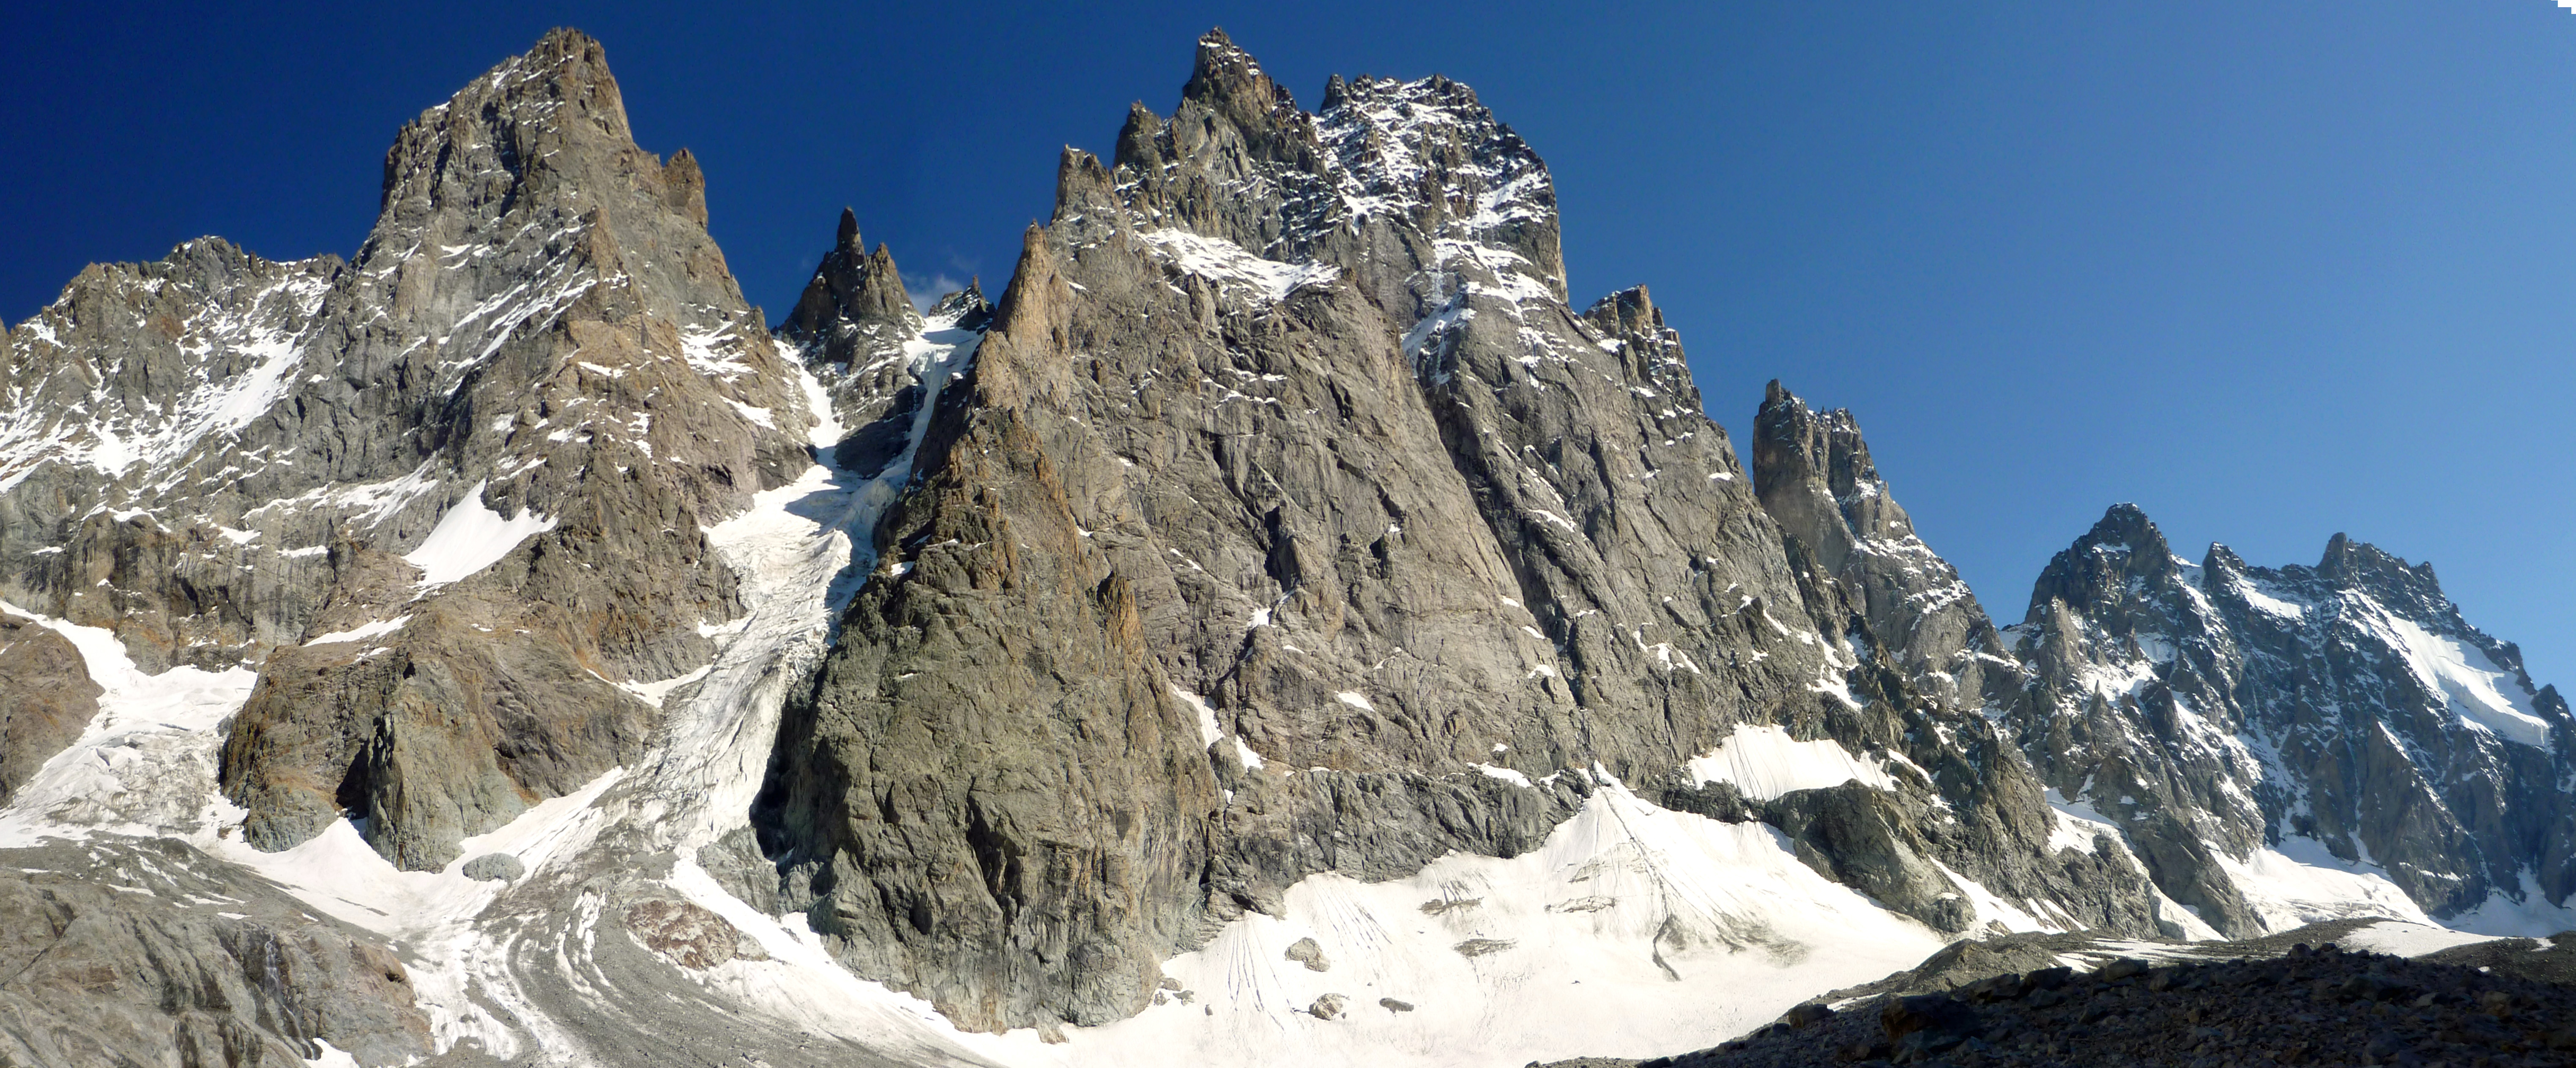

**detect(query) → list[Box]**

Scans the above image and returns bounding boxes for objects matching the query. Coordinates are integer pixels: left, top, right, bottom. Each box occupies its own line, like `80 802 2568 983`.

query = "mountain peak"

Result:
1749 382 2010 707
1184 26 1293 119
1583 284 1660 336
778 210 923 368
2083 502 2171 558
2312 532 2452 621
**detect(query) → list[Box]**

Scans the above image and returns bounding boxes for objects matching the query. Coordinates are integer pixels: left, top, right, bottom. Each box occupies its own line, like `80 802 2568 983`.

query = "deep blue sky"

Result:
7 3 2573 690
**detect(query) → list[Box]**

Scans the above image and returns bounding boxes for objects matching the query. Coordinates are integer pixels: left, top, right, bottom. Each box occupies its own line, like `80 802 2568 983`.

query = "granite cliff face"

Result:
752 30 2179 1037
0 24 2562 1068
1750 381 2017 714
2001 505 2576 936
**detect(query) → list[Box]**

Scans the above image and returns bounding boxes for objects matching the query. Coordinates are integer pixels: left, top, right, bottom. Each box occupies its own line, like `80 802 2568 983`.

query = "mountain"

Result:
0 25 2562 1068
2001 504 2576 937
747 28 2190 1052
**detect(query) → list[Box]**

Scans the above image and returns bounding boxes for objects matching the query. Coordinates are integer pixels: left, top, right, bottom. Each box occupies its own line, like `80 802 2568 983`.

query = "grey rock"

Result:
1751 380 2013 712
461 852 525 882
2000 504 2576 932
0 839 430 1068
0 28 821 872
1309 993 1349 1020
778 206 924 373
753 27 2172 1034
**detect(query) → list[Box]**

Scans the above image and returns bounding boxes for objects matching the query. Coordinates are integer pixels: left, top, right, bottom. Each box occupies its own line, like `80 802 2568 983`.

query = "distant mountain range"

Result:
0 27 2564 1068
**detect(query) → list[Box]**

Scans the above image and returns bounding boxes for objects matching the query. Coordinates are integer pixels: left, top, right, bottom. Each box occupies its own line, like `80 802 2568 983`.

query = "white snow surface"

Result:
2231 576 2309 620
0 601 257 846
304 1038 361 1068
2448 870 2576 937
983 781 1947 1068
1685 724 1895 800
404 479 557 585
2340 920 2507 958
303 616 409 647
2368 611 2553 747
1135 228 1340 303
2214 835 2434 932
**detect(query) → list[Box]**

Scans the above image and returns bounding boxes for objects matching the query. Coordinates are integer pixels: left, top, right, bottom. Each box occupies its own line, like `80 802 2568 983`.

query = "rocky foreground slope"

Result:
0 25 2565 1068
1550 922 2576 1067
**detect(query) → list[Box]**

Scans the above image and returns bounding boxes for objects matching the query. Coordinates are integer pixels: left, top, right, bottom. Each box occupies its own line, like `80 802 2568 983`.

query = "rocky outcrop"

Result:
0 839 431 1068
2 29 814 871
755 29 2174 1035
1591 934 2576 1068
1751 381 2015 711
0 612 98 804
775 211 996 478
2002 504 2576 934
779 207 924 372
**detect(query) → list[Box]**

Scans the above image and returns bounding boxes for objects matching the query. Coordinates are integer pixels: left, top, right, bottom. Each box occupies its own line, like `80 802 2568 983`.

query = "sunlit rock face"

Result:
0 24 2561 1068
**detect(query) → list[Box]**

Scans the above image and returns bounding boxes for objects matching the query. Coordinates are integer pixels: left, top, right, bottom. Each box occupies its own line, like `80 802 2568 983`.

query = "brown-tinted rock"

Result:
0 612 99 803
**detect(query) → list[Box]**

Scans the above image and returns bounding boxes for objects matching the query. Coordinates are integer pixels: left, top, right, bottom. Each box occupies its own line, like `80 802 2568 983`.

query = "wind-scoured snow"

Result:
2368 611 2553 747
1685 723 1895 800
2231 576 2309 620
0 269 331 495
403 479 558 586
1136 228 1340 303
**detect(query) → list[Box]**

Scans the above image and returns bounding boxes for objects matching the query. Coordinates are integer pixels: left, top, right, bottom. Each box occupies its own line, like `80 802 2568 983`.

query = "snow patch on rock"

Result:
403 480 556 586
1685 724 1895 800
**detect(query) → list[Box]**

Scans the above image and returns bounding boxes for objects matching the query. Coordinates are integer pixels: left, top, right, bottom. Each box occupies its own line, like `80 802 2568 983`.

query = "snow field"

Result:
0 601 258 847
1033 782 1947 1068
2370 612 2553 748
404 478 558 586
1685 723 1895 800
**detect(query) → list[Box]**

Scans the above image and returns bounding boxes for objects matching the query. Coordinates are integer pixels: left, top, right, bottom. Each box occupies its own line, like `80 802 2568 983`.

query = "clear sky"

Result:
6 2 2572 691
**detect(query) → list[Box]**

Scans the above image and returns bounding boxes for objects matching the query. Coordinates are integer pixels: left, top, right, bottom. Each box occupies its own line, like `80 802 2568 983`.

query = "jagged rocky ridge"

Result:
1747 379 2576 940
2000 504 2576 935
0 29 815 871
748 29 2186 1036
0 23 2563 1068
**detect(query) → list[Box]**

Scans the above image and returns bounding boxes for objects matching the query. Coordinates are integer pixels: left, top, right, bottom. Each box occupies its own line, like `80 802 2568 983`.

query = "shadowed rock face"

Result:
754 29 2172 1033
2002 504 2576 934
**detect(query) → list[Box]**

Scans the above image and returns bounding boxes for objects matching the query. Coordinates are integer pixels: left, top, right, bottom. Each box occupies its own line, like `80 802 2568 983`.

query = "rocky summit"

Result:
0 25 2566 1068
